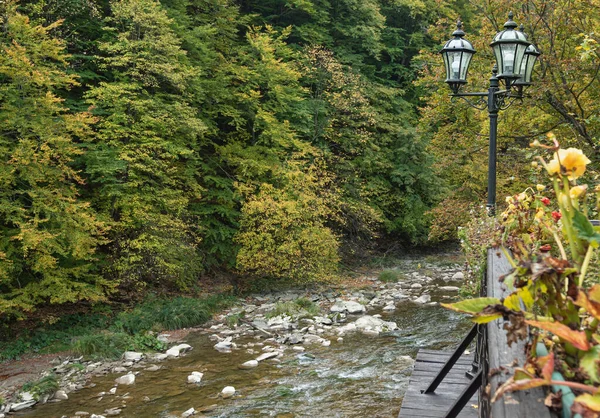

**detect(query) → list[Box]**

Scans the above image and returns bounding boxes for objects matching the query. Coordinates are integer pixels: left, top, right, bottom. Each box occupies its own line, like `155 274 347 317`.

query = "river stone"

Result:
414 294 431 304
54 390 69 400
292 346 305 352
439 286 460 292
166 346 181 357
10 400 36 412
410 283 422 289
181 407 195 417
382 304 395 311
91 415 107 418
354 315 397 332
123 351 143 362
221 386 236 398
104 407 121 416
214 337 233 353
113 366 127 373
74 412 90 416
115 373 135 385
187 371 203 383
330 300 365 314
287 334 303 344
321 340 331 347
239 360 259 369
109 387 117 395
255 351 279 362
145 364 161 372
451 271 464 280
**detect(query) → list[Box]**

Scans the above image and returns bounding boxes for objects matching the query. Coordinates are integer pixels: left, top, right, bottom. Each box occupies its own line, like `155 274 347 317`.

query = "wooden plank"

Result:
486 249 552 418
398 350 478 418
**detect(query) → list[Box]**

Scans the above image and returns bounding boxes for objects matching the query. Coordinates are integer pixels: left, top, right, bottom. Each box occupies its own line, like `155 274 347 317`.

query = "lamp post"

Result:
440 13 540 214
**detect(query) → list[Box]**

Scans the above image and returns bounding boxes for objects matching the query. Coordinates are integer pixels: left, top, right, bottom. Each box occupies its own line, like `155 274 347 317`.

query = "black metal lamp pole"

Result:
440 13 540 215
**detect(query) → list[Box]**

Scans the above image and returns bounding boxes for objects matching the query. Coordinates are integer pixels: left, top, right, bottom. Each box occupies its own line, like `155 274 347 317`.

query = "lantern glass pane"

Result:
501 44 517 75
493 44 503 74
513 44 528 77
460 51 473 80
443 51 451 80
448 51 462 80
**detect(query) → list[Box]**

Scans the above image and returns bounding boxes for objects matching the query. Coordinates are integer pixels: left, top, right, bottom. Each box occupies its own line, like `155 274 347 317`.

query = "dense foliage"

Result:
0 0 447 315
418 0 600 242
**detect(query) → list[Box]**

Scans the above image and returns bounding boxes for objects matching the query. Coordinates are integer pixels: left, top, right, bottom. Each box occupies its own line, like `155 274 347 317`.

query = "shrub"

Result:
378 269 405 283
235 173 340 283
115 295 236 334
266 298 320 319
22 375 59 400
72 332 133 359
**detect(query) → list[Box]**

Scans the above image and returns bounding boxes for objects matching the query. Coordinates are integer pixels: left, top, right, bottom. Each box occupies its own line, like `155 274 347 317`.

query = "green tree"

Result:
0 2 109 315
85 0 205 290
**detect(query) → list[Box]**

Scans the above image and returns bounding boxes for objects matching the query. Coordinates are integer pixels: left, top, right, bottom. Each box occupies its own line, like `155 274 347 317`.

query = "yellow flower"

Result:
536 184 546 191
570 184 588 199
552 148 591 180
531 161 539 168
546 159 561 176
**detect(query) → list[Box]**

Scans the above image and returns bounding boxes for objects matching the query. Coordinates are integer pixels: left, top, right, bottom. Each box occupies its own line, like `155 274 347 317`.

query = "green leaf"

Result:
581 346 600 383
441 297 502 315
573 209 600 248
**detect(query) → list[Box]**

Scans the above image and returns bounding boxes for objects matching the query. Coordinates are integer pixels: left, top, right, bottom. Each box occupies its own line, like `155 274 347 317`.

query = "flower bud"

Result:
536 184 545 191
570 185 588 199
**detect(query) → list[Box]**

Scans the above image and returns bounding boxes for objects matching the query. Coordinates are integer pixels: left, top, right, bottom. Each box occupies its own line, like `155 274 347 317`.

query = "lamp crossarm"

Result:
450 89 522 112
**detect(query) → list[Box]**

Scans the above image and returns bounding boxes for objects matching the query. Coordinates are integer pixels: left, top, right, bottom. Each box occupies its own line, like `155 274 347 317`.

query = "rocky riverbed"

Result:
4 254 472 418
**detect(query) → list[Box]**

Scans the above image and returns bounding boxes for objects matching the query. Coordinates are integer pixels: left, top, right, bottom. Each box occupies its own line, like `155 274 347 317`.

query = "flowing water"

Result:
15 255 471 418
15 305 470 418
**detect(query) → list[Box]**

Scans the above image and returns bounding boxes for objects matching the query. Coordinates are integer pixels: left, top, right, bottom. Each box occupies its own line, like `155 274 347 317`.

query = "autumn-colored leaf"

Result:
581 346 600 383
575 290 600 321
525 319 590 351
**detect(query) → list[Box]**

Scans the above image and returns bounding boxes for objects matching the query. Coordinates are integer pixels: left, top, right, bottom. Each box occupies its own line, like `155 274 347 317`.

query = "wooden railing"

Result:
480 248 552 418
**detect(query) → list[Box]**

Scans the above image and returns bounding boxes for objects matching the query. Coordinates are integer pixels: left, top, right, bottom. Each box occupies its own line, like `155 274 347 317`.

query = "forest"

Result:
0 0 599 320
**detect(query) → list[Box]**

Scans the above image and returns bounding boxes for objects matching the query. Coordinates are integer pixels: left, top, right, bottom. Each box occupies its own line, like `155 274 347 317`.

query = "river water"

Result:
16 258 471 418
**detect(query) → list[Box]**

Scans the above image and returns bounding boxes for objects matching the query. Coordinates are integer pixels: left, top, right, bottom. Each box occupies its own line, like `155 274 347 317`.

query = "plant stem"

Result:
579 244 594 287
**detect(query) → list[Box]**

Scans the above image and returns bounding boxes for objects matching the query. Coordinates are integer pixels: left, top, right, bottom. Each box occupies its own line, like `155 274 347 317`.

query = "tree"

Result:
85 0 205 290
0 2 108 315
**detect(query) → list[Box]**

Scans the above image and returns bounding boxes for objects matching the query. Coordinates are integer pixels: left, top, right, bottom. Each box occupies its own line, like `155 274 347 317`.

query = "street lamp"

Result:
440 12 540 214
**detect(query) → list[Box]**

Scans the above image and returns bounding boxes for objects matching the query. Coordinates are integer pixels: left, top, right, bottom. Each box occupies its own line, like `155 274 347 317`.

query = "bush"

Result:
378 269 405 283
235 177 340 283
266 298 320 319
115 295 236 334
21 375 59 400
72 332 133 359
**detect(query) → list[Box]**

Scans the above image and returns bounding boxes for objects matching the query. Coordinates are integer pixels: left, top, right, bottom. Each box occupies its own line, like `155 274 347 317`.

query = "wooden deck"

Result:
398 349 479 418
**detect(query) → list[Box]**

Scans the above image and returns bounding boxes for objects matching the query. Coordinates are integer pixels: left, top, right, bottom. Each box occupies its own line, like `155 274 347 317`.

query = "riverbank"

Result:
1 251 468 417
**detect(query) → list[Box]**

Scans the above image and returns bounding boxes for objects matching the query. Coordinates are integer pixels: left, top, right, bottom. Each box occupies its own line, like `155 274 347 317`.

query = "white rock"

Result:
54 390 68 400
330 300 366 314
174 343 192 353
123 351 143 361
239 360 259 369
410 283 422 289
221 386 236 398
451 271 465 280
292 346 305 352
255 351 279 362
181 408 195 417
91 415 107 418
166 347 181 357
214 337 233 353
115 373 135 385
10 400 36 411
337 337 344 343
354 315 397 332
382 304 396 311
321 340 331 347
187 372 203 384
145 365 161 372
154 354 168 361
439 286 460 292
108 387 117 395
414 295 431 304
